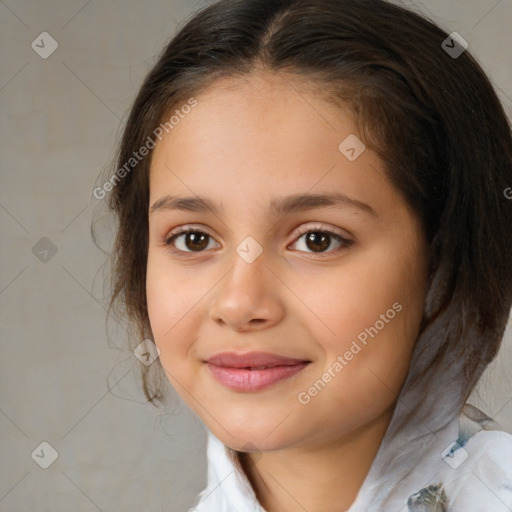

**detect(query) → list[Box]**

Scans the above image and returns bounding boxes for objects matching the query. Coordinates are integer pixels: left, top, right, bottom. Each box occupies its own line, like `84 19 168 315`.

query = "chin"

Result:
223 433 291 453
205 413 302 453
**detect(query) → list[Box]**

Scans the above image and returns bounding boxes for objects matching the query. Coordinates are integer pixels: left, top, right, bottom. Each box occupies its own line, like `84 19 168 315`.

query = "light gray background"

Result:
1 0 511 511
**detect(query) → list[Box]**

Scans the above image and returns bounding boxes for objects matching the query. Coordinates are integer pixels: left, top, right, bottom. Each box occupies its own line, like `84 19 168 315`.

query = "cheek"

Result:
145 252 199 371
294 306 418 444
293 239 425 406
292 246 424 356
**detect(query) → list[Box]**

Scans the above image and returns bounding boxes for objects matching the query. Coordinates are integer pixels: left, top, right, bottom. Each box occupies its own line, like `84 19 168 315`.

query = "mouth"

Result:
205 351 311 392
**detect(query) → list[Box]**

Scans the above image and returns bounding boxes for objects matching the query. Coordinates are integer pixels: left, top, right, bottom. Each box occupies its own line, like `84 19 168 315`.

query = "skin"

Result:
146 70 429 512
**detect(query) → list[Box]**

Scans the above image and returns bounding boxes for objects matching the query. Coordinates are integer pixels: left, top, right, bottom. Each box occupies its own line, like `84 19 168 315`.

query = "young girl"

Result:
104 0 512 510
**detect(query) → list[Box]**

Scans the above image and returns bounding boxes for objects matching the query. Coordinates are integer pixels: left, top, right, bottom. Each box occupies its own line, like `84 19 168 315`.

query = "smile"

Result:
205 351 311 392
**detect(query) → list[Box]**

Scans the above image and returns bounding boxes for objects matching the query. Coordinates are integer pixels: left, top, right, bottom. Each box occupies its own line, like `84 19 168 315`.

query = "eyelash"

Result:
164 225 353 256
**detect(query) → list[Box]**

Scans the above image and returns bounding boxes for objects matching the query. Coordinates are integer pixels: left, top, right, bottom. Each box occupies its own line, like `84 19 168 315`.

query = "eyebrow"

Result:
149 192 377 218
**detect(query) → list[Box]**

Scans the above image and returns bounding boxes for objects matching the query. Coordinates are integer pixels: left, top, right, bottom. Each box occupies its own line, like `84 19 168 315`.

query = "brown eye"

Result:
304 232 332 252
165 229 219 253
291 228 352 254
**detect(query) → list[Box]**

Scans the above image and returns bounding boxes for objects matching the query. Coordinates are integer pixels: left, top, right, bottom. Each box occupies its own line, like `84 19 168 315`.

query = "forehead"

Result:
151 70 358 165
148 70 400 219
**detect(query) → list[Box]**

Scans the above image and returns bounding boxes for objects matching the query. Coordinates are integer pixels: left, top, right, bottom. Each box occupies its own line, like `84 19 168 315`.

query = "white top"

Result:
191 406 512 511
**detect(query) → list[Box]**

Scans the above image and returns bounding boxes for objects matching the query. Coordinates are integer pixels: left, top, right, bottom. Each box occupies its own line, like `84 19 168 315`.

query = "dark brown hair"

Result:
99 0 512 484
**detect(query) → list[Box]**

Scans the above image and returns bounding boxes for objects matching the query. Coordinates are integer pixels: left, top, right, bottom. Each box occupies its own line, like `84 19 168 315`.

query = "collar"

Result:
191 406 512 511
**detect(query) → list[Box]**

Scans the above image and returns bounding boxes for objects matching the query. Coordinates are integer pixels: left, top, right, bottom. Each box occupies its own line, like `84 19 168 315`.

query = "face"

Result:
146 71 429 452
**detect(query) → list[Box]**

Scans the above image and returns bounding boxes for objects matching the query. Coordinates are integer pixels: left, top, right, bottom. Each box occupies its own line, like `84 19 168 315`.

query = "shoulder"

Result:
443 429 512 511
453 404 512 477
455 404 512 479
465 428 512 460
461 428 512 482
460 428 512 480
401 403 512 512
408 429 512 512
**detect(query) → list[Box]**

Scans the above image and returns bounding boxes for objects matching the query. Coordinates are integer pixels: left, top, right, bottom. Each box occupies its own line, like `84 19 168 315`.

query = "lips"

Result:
205 351 311 392
207 351 308 369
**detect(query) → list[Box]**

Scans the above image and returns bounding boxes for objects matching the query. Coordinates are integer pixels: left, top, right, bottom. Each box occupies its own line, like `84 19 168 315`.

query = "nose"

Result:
208 247 285 333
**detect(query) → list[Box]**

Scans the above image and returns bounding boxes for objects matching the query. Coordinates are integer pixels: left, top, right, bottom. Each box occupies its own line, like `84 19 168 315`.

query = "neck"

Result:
238 410 392 512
